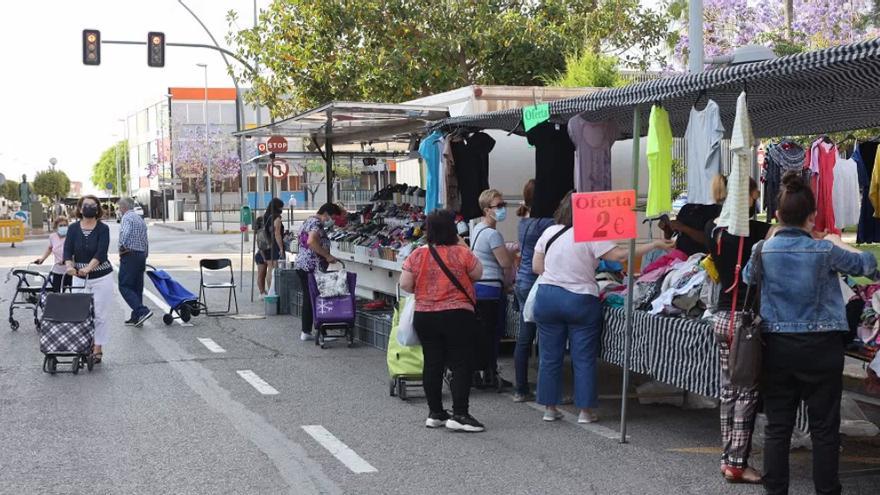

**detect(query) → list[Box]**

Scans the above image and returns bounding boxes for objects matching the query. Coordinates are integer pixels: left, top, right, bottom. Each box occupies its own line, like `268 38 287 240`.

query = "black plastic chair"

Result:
198 258 238 316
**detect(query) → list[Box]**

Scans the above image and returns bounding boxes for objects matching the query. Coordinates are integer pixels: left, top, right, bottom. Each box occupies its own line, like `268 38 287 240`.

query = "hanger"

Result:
693 89 706 109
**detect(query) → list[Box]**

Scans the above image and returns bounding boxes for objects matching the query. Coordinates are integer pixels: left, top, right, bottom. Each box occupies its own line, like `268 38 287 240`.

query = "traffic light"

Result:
148 31 165 67
82 29 100 65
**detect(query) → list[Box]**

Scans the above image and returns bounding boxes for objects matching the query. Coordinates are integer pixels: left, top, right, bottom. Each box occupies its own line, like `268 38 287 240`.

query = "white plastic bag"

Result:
523 277 542 323
395 296 419 346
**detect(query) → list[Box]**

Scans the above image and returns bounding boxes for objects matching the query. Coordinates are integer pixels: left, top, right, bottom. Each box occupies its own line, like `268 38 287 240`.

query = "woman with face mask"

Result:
63 195 114 363
34 216 70 292
469 189 514 389
293 202 342 342
262 198 286 296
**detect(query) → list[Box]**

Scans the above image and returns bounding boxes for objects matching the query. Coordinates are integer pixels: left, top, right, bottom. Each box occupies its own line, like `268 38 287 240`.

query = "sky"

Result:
0 0 267 193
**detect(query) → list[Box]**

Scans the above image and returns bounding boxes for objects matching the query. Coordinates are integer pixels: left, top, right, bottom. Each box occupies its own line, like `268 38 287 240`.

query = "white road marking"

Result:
236 370 279 395
301 425 378 474
522 399 628 441
197 337 226 353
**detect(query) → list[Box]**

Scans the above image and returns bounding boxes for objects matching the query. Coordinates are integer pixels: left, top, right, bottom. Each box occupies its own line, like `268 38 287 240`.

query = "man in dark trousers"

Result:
117 198 152 327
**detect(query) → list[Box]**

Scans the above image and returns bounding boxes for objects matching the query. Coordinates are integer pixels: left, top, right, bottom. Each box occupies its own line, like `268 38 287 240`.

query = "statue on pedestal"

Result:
19 174 31 213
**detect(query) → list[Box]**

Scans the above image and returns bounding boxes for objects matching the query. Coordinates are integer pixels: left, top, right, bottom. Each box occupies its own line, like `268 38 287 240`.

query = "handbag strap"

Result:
544 225 572 255
429 245 476 307
728 239 764 344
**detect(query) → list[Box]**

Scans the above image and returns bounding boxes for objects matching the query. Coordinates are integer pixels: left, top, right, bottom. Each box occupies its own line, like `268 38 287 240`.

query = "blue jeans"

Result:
119 251 149 320
533 284 603 409
514 283 537 395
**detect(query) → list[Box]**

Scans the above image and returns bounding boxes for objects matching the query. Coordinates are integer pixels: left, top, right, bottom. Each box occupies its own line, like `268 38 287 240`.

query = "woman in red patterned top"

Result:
400 209 485 432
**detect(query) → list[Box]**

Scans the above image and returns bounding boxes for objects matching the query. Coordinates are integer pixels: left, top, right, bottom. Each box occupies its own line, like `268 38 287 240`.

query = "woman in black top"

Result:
262 198 285 294
63 195 114 363
705 178 769 483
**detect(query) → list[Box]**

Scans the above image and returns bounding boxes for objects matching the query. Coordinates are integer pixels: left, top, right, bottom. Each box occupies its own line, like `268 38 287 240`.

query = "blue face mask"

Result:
494 206 507 222
57 226 68 237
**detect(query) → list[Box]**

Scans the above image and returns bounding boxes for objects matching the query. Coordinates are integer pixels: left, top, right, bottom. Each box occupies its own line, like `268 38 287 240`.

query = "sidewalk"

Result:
148 221 242 235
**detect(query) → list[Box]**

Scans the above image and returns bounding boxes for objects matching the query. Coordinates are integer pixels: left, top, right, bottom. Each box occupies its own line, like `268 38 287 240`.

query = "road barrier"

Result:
0 219 25 245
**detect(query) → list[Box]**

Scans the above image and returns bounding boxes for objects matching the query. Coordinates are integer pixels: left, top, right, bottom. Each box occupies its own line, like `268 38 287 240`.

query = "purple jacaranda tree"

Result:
172 123 241 206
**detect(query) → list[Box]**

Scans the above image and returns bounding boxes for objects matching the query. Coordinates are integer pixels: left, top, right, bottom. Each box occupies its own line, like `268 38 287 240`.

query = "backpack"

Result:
256 228 271 251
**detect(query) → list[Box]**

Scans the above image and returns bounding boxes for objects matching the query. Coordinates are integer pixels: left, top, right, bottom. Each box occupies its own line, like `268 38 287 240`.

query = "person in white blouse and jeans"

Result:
532 192 672 423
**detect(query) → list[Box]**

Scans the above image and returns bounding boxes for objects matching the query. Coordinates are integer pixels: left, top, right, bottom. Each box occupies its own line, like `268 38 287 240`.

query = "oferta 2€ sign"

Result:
572 190 637 242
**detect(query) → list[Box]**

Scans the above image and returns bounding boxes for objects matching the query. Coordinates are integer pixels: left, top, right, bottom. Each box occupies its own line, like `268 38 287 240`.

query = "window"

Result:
136 110 149 135
220 103 237 125
207 102 222 124
187 103 205 125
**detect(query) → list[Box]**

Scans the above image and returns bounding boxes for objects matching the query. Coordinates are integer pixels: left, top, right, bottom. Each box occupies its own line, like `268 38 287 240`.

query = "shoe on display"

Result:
425 411 451 428
543 410 564 422
300 332 314 341
578 410 599 424
445 414 485 433
363 299 387 311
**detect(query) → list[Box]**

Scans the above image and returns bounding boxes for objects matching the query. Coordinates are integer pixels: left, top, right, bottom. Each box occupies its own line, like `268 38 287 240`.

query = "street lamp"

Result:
197 62 213 231
117 118 126 197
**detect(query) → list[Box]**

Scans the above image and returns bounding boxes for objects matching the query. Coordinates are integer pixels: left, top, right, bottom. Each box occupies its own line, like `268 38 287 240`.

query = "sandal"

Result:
722 466 762 484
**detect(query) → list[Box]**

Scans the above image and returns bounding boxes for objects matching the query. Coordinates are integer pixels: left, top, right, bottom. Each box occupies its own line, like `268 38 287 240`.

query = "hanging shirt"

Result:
419 131 443 214
684 100 724 205
854 143 880 243
437 135 448 208
763 140 807 222
806 138 840 233
527 121 575 218
833 154 861 229
452 132 495 220
567 116 617 193
442 138 460 212
716 92 752 237
646 105 673 217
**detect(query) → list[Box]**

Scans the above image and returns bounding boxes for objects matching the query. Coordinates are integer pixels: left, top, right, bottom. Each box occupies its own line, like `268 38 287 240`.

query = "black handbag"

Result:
728 240 764 389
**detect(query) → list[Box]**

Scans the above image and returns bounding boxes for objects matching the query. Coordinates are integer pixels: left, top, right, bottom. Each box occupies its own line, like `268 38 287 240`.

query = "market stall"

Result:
428 38 880 441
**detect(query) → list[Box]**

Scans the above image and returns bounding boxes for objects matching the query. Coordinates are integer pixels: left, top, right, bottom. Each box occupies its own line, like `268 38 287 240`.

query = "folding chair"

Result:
198 258 239 316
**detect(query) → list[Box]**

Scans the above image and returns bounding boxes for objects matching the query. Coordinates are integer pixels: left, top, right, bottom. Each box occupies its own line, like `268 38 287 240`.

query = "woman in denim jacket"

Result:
744 172 876 495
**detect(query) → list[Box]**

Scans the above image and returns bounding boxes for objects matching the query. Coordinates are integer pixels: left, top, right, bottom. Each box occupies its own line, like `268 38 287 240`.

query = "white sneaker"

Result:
543 410 564 422
578 410 599 424
300 332 314 341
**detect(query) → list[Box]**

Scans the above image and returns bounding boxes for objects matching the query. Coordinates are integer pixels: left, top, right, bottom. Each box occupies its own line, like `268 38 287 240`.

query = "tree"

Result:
91 140 129 194
33 169 71 202
548 52 624 88
172 122 241 206
2 179 20 202
226 0 672 117
668 0 880 69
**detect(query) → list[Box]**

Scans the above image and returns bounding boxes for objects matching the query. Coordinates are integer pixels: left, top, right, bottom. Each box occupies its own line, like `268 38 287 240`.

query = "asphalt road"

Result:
1 223 878 494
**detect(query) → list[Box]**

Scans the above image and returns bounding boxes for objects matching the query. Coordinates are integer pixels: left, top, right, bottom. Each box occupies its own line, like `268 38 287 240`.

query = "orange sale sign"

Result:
572 190 637 242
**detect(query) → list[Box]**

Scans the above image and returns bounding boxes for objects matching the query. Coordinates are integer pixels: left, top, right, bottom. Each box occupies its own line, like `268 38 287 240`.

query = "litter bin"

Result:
265 295 279 316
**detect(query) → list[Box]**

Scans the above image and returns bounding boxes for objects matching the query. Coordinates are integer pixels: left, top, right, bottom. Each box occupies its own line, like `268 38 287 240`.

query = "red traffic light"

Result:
82 29 101 66
147 31 165 68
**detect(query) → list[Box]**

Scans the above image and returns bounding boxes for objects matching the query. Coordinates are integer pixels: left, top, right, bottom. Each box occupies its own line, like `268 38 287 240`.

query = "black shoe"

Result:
446 414 485 433
425 411 451 428
134 311 154 327
124 318 137 326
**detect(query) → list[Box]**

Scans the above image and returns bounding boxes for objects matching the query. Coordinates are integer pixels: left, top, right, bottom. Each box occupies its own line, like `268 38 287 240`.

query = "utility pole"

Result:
688 0 704 73
784 0 794 40
197 62 213 232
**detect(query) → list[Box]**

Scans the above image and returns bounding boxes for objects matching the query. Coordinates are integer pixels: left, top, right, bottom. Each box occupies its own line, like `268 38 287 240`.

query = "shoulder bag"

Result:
728 239 764 389
523 226 571 323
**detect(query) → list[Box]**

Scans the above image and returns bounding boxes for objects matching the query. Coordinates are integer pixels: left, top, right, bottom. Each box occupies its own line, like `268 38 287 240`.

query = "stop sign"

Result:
267 136 288 153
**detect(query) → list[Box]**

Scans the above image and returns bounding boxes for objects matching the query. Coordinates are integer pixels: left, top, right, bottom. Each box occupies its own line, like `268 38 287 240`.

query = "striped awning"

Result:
431 38 880 139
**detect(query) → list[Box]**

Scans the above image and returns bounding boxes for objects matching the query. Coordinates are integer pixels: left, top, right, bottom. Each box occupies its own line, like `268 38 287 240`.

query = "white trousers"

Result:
72 274 115 346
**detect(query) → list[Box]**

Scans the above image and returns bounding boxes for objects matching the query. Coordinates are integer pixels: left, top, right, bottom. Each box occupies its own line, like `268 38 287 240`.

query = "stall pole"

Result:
620 105 642 444
325 140 335 203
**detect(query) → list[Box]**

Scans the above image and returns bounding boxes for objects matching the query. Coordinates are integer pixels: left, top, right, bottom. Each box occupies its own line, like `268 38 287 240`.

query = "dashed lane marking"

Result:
301 425 378 474
197 337 226 353
236 369 279 395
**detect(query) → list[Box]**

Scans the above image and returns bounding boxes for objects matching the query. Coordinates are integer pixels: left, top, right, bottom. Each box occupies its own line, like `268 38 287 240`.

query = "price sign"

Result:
572 190 637 242
522 103 550 132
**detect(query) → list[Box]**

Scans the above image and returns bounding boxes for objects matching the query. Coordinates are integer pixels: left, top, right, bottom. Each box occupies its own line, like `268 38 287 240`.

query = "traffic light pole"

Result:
101 40 257 76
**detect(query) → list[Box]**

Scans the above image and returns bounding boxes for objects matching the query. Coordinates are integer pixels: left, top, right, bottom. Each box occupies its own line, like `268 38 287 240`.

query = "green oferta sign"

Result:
522 103 550 132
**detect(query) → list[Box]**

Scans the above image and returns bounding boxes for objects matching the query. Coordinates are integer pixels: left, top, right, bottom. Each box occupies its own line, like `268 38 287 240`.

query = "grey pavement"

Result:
1 224 878 494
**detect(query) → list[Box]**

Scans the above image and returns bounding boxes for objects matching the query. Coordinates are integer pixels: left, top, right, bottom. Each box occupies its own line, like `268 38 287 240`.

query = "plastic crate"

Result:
355 310 393 351
275 268 301 315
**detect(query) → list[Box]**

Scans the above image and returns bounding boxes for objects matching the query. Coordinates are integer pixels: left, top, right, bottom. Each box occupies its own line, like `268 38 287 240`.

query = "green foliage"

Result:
91 141 129 194
548 51 624 88
227 0 672 117
33 169 71 201
2 179 20 201
670 158 686 200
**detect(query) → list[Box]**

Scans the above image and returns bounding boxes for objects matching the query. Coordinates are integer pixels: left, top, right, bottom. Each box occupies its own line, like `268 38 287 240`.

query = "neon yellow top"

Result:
646 105 673 217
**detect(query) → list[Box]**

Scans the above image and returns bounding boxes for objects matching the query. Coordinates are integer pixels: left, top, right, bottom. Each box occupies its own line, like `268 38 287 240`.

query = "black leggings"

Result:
414 310 476 416
296 269 313 334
